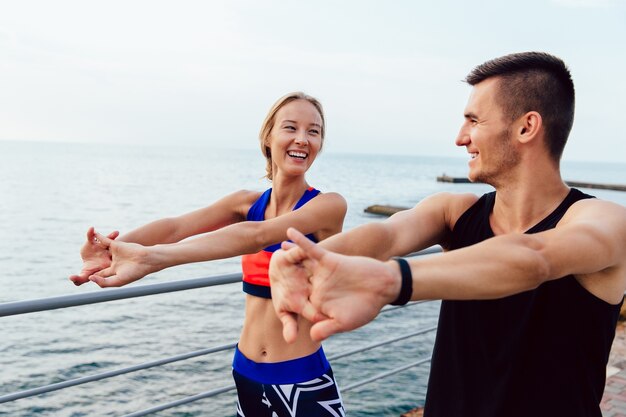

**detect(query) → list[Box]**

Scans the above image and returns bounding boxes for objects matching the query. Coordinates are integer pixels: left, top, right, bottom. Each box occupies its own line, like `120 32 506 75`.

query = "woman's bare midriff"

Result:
238 294 321 363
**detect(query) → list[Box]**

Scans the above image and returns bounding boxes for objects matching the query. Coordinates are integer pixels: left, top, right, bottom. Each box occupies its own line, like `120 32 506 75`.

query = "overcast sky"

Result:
1 0 625 162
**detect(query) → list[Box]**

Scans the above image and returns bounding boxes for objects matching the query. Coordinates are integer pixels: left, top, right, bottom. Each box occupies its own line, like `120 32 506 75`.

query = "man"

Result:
269 52 626 417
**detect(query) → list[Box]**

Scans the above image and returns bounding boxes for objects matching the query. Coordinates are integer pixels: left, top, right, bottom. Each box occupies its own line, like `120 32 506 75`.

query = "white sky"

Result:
1 0 625 162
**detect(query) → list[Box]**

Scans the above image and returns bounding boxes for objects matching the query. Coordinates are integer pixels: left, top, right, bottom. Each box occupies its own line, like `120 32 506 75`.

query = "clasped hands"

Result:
69 227 153 288
269 228 400 343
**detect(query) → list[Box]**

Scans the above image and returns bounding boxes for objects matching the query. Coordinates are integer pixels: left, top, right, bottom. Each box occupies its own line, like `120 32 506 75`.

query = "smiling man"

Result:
269 52 626 417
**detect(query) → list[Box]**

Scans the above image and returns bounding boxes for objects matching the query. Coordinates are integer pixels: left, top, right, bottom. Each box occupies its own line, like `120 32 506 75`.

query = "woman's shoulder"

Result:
315 191 347 208
307 191 347 239
306 191 347 221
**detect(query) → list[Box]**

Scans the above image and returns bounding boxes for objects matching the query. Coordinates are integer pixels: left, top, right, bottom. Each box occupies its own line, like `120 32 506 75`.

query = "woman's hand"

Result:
69 227 119 286
86 231 157 287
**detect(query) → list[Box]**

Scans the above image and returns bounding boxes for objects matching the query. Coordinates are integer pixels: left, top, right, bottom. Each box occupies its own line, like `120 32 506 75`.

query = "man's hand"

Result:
271 228 401 342
269 241 322 343
69 227 119 286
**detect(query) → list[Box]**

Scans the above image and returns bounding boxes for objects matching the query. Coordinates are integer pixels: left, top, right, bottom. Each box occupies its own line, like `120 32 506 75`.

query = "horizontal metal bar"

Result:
0 343 237 404
328 325 437 361
406 246 442 257
0 273 242 317
0 319 435 404
0 247 441 319
123 355 432 416
2 325 435 404
122 384 237 417
119 327 437 416
342 355 432 392
120 353 433 416
1 327 436 407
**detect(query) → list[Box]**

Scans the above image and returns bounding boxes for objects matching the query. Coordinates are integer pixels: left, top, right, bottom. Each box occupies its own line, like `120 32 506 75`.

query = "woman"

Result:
70 92 347 416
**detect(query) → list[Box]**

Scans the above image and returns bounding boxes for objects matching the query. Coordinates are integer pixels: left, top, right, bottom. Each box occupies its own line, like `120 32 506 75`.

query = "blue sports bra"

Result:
241 187 320 298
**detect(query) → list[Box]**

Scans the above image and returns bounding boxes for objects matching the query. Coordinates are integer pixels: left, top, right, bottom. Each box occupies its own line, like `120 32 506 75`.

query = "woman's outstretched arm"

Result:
87 192 346 287
70 190 258 285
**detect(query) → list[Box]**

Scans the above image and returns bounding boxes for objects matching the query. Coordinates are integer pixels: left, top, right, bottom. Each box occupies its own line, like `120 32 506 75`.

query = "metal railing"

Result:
0 248 442 415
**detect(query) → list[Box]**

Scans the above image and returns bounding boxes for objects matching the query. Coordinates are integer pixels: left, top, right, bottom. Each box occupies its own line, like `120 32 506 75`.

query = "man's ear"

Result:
516 111 542 144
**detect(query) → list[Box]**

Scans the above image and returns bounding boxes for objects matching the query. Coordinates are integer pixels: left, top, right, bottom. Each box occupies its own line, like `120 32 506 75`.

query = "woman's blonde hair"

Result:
259 92 325 180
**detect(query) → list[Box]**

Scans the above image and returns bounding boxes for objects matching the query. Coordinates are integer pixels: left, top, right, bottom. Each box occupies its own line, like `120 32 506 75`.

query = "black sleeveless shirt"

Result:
424 188 622 417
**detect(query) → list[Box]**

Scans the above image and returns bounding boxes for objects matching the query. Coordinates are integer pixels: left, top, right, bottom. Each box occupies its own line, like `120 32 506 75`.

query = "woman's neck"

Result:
266 174 309 218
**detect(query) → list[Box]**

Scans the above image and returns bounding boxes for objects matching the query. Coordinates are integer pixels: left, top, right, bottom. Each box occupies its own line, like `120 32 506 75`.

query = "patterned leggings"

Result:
232 346 345 417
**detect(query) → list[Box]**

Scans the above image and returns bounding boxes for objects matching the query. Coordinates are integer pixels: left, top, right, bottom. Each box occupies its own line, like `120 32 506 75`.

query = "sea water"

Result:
1 140 625 416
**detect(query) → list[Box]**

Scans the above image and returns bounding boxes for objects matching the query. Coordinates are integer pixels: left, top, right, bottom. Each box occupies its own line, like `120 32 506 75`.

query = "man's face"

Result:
455 77 520 185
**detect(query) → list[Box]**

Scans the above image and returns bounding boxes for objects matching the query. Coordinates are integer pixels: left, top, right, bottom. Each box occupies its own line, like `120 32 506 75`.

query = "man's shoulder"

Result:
441 191 483 208
422 192 484 228
427 191 482 207
565 198 626 222
561 196 626 225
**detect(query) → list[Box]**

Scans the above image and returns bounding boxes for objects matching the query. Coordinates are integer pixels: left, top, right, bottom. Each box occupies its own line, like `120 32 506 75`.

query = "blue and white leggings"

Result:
232 346 345 417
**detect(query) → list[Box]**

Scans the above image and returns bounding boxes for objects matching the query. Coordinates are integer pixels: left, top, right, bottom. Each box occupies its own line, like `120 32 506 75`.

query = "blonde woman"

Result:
71 92 347 416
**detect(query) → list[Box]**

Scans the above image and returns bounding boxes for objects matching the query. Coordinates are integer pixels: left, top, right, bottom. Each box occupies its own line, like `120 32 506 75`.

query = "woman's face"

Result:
267 99 323 178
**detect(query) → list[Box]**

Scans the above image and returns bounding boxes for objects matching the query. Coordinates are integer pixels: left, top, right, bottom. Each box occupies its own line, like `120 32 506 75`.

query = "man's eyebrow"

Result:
464 112 478 119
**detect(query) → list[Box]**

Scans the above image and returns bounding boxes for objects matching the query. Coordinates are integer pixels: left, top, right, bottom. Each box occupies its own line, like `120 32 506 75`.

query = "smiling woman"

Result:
69 92 348 417
259 93 325 182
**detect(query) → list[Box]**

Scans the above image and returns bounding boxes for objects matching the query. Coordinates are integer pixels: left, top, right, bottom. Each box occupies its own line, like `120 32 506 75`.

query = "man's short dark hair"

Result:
465 52 575 161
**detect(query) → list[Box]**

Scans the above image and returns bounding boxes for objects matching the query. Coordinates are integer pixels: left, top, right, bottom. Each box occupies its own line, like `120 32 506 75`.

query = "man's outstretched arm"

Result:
272 199 626 342
319 192 477 259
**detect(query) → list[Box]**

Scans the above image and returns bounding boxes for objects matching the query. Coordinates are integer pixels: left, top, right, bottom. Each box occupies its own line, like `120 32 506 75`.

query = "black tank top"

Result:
424 188 622 417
